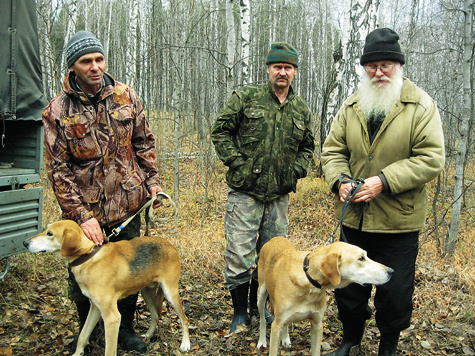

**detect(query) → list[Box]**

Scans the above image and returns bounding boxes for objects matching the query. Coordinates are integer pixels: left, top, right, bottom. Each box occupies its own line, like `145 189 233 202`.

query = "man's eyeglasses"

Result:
364 64 395 74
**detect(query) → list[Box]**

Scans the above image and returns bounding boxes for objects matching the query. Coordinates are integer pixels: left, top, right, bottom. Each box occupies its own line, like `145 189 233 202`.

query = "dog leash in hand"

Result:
326 174 365 245
106 192 177 241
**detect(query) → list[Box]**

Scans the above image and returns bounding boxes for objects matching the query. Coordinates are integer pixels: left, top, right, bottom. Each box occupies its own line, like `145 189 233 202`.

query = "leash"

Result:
326 174 365 245
106 192 177 242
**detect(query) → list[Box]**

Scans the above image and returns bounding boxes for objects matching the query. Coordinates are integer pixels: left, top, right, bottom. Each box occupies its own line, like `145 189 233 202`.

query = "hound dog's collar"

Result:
70 245 102 267
303 254 322 289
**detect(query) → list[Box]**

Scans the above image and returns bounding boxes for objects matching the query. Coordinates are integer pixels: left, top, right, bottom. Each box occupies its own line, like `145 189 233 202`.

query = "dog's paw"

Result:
256 339 267 349
281 336 291 349
180 339 191 352
141 333 152 341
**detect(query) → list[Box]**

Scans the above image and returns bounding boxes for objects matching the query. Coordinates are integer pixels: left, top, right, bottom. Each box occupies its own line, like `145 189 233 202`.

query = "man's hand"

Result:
339 176 383 203
80 218 104 245
149 185 164 208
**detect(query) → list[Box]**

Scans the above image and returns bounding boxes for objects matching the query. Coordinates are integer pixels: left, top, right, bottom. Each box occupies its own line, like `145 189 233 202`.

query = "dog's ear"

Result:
319 252 341 286
60 228 82 257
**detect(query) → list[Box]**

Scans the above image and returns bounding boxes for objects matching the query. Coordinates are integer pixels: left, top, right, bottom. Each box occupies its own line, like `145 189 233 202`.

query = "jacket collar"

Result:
267 81 295 103
64 71 115 104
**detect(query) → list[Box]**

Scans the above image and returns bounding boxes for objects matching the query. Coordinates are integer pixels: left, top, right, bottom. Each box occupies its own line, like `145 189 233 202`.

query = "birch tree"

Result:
445 0 474 256
59 0 77 72
225 0 237 96
321 0 380 149
239 0 250 85
37 0 56 99
103 0 113 59
125 0 138 88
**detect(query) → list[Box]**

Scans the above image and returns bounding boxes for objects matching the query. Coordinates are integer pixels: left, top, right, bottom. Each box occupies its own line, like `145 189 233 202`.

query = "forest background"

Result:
0 0 474 355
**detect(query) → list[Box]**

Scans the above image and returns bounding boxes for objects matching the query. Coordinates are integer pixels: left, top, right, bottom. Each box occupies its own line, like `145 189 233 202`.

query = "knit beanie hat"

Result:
66 31 105 68
266 42 299 67
360 28 405 65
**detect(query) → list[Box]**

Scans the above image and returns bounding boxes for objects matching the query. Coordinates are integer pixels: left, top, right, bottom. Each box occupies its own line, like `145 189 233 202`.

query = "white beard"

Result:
358 65 404 122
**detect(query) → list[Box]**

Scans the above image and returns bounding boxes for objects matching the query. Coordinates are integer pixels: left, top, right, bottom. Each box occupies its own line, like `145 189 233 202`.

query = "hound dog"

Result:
256 236 393 356
23 220 190 356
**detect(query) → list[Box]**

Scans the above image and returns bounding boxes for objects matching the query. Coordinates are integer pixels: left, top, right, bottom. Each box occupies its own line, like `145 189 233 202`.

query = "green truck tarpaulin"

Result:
0 0 45 122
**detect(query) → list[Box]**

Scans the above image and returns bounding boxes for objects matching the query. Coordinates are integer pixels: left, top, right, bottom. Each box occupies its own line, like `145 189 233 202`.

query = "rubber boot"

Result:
117 293 147 353
378 332 400 356
249 278 274 323
229 282 250 333
323 318 366 356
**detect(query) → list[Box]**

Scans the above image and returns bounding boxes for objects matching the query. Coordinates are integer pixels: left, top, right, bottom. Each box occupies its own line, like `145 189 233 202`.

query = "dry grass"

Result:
0 162 474 355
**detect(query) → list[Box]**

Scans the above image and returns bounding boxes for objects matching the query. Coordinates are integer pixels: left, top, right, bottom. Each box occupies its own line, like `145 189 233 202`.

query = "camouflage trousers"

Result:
224 188 289 290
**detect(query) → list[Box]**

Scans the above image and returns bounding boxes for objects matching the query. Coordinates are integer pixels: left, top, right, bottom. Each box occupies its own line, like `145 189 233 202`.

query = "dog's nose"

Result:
23 241 29 248
388 268 394 276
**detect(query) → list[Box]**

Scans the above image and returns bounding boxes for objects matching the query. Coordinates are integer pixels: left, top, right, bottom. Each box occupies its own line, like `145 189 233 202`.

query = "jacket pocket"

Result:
226 158 256 191
80 186 103 222
241 108 265 137
63 114 102 160
238 108 265 157
120 170 147 213
291 116 305 144
109 105 134 147
82 186 101 203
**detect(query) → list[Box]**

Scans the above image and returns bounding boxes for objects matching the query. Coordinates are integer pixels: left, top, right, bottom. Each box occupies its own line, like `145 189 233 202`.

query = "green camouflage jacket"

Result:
43 72 161 228
212 82 315 202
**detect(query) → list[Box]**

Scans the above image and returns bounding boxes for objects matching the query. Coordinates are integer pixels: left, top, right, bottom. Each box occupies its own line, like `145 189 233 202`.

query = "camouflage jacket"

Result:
212 82 315 202
43 72 161 228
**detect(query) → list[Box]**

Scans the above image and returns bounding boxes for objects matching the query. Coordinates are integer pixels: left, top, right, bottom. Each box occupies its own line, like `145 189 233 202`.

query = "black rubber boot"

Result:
117 293 147 353
249 278 274 323
323 318 366 356
229 282 250 333
378 332 400 356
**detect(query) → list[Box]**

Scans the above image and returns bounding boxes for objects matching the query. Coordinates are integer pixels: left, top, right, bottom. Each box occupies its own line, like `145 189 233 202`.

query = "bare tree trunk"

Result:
126 0 138 88
37 0 55 99
225 0 237 96
239 0 250 86
104 0 113 58
322 0 379 143
173 112 181 226
60 0 77 72
445 0 474 256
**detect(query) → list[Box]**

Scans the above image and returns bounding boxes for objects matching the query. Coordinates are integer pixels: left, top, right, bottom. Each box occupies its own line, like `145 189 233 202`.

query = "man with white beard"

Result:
321 28 445 356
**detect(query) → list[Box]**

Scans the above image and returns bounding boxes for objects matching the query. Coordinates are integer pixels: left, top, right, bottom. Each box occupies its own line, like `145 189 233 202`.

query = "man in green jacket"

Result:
212 42 315 333
321 28 445 356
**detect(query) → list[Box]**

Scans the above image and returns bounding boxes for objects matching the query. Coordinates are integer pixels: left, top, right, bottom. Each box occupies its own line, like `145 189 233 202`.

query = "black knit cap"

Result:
360 28 405 65
66 31 105 68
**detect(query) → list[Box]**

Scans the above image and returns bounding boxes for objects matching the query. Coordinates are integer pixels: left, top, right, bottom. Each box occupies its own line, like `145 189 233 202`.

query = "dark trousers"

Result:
336 226 419 334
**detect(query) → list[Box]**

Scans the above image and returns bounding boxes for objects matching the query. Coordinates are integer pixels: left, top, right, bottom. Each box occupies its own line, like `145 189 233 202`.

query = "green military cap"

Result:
266 42 299 67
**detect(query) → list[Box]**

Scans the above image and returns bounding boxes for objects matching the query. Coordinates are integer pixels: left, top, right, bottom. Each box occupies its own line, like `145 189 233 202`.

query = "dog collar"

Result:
70 245 102 267
303 254 322 289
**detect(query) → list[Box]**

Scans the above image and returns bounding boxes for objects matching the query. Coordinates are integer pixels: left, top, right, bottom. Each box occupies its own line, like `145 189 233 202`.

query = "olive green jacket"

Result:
212 82 315 202
321 78 445 233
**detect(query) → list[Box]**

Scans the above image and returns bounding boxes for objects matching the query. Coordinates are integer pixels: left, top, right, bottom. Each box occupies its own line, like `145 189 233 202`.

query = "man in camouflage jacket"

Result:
43 31 162 354
212 42 315 333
